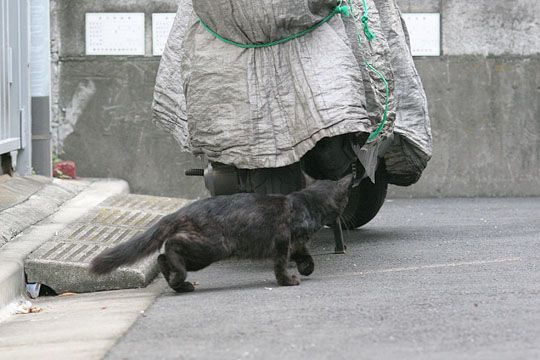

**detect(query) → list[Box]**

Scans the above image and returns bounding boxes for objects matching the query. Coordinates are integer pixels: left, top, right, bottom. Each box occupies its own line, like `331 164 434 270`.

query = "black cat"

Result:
90 175 352 292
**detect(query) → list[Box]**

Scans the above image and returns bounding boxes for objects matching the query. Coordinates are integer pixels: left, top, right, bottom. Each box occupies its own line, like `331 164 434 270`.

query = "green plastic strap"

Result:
350 0 388 142
199 4 350 49
365 62 389 142
360 0 376 41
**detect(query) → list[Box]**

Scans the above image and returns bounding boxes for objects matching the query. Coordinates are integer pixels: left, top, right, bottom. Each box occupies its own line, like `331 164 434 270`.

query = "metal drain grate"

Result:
25 194 192 293
99 194 187 213
64 224 144 245
79 208 164 228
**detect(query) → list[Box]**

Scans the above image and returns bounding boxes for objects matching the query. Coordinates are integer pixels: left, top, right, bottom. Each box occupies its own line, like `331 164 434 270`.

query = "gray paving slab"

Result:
25 194 192 294
0 278 167 360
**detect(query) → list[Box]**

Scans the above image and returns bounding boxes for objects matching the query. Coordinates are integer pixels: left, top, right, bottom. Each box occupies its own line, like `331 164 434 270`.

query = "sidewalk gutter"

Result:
0 179 129 318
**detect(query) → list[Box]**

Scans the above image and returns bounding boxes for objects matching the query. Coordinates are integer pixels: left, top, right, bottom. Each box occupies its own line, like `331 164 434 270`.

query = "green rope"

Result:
350 0 389 143
199 0 389 143
365 62 389 142
199 4 350 49
360 0 376 41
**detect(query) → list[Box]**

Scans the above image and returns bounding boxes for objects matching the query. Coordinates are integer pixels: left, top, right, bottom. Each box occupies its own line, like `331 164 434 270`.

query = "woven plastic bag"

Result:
153 0 431 185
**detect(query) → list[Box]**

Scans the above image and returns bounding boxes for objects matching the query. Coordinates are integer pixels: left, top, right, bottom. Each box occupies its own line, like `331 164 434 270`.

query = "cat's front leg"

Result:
274 237 300 286
290 243 315 276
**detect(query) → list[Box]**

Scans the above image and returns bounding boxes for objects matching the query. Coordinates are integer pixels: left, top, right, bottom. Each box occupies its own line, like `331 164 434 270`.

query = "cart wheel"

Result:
341 162 388 230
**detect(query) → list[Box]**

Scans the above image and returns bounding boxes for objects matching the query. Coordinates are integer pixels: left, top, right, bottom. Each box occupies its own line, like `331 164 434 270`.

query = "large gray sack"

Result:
153 0 432 185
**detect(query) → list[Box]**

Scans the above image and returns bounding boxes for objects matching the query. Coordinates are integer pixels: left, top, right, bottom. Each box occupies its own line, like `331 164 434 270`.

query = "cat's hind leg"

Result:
157 254 171 282
290 243 315 276
158 253 191 290
163 238 195 293
274 235 300 286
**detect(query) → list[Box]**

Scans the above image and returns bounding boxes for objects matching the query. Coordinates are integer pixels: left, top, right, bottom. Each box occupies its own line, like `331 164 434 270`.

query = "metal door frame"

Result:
0 0 31 175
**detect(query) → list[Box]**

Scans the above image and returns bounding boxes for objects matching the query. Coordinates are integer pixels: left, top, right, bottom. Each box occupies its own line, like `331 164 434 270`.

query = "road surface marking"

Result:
323 257 522 278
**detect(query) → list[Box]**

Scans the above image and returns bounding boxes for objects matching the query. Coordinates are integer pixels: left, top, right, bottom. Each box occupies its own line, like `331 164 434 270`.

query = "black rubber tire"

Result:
341 162 388 230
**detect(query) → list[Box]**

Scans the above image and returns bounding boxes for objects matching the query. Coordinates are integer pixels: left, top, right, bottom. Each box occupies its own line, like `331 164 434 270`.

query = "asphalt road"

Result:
107 198 539 360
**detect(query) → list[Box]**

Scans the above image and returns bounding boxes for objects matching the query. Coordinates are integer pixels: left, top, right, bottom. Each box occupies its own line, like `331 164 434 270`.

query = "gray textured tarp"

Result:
153 0 432 184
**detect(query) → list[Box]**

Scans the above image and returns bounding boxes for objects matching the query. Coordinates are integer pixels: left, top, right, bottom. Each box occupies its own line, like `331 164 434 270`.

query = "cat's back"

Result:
178 192 290 224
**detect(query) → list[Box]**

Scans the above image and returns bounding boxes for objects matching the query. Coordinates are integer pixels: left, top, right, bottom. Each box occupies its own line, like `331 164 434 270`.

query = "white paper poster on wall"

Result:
30 0 51 97
86 13 145 56
401 13 441 57
152 13 176 56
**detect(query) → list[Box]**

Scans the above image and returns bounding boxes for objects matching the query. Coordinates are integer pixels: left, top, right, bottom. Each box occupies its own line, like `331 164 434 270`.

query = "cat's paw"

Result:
297 258 315 276
172 281 195 293
277 275 300 286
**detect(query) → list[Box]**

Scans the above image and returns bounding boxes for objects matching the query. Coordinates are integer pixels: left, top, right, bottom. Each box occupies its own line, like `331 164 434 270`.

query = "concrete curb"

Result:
0 177 89 247
0 179 129 316
0 175 50 211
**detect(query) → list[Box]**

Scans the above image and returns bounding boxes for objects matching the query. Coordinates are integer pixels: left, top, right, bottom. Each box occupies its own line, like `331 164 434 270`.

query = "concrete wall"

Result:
51 0 540 198
50 0 207 198
390 0 540 197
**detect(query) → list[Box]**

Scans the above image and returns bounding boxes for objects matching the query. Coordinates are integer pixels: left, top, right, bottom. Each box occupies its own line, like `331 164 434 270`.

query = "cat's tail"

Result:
89 214 176 275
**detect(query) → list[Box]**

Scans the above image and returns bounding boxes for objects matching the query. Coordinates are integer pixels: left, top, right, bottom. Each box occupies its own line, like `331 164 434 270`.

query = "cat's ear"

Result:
302 171 316 187
337 174 353 190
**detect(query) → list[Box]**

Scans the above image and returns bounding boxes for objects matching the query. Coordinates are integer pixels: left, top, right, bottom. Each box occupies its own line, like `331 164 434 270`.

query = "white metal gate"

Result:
0 0 31 173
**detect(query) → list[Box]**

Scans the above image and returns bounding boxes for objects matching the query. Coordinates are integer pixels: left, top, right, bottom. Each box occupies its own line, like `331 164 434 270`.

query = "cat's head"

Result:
330 174 353 220
304 174 353 224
